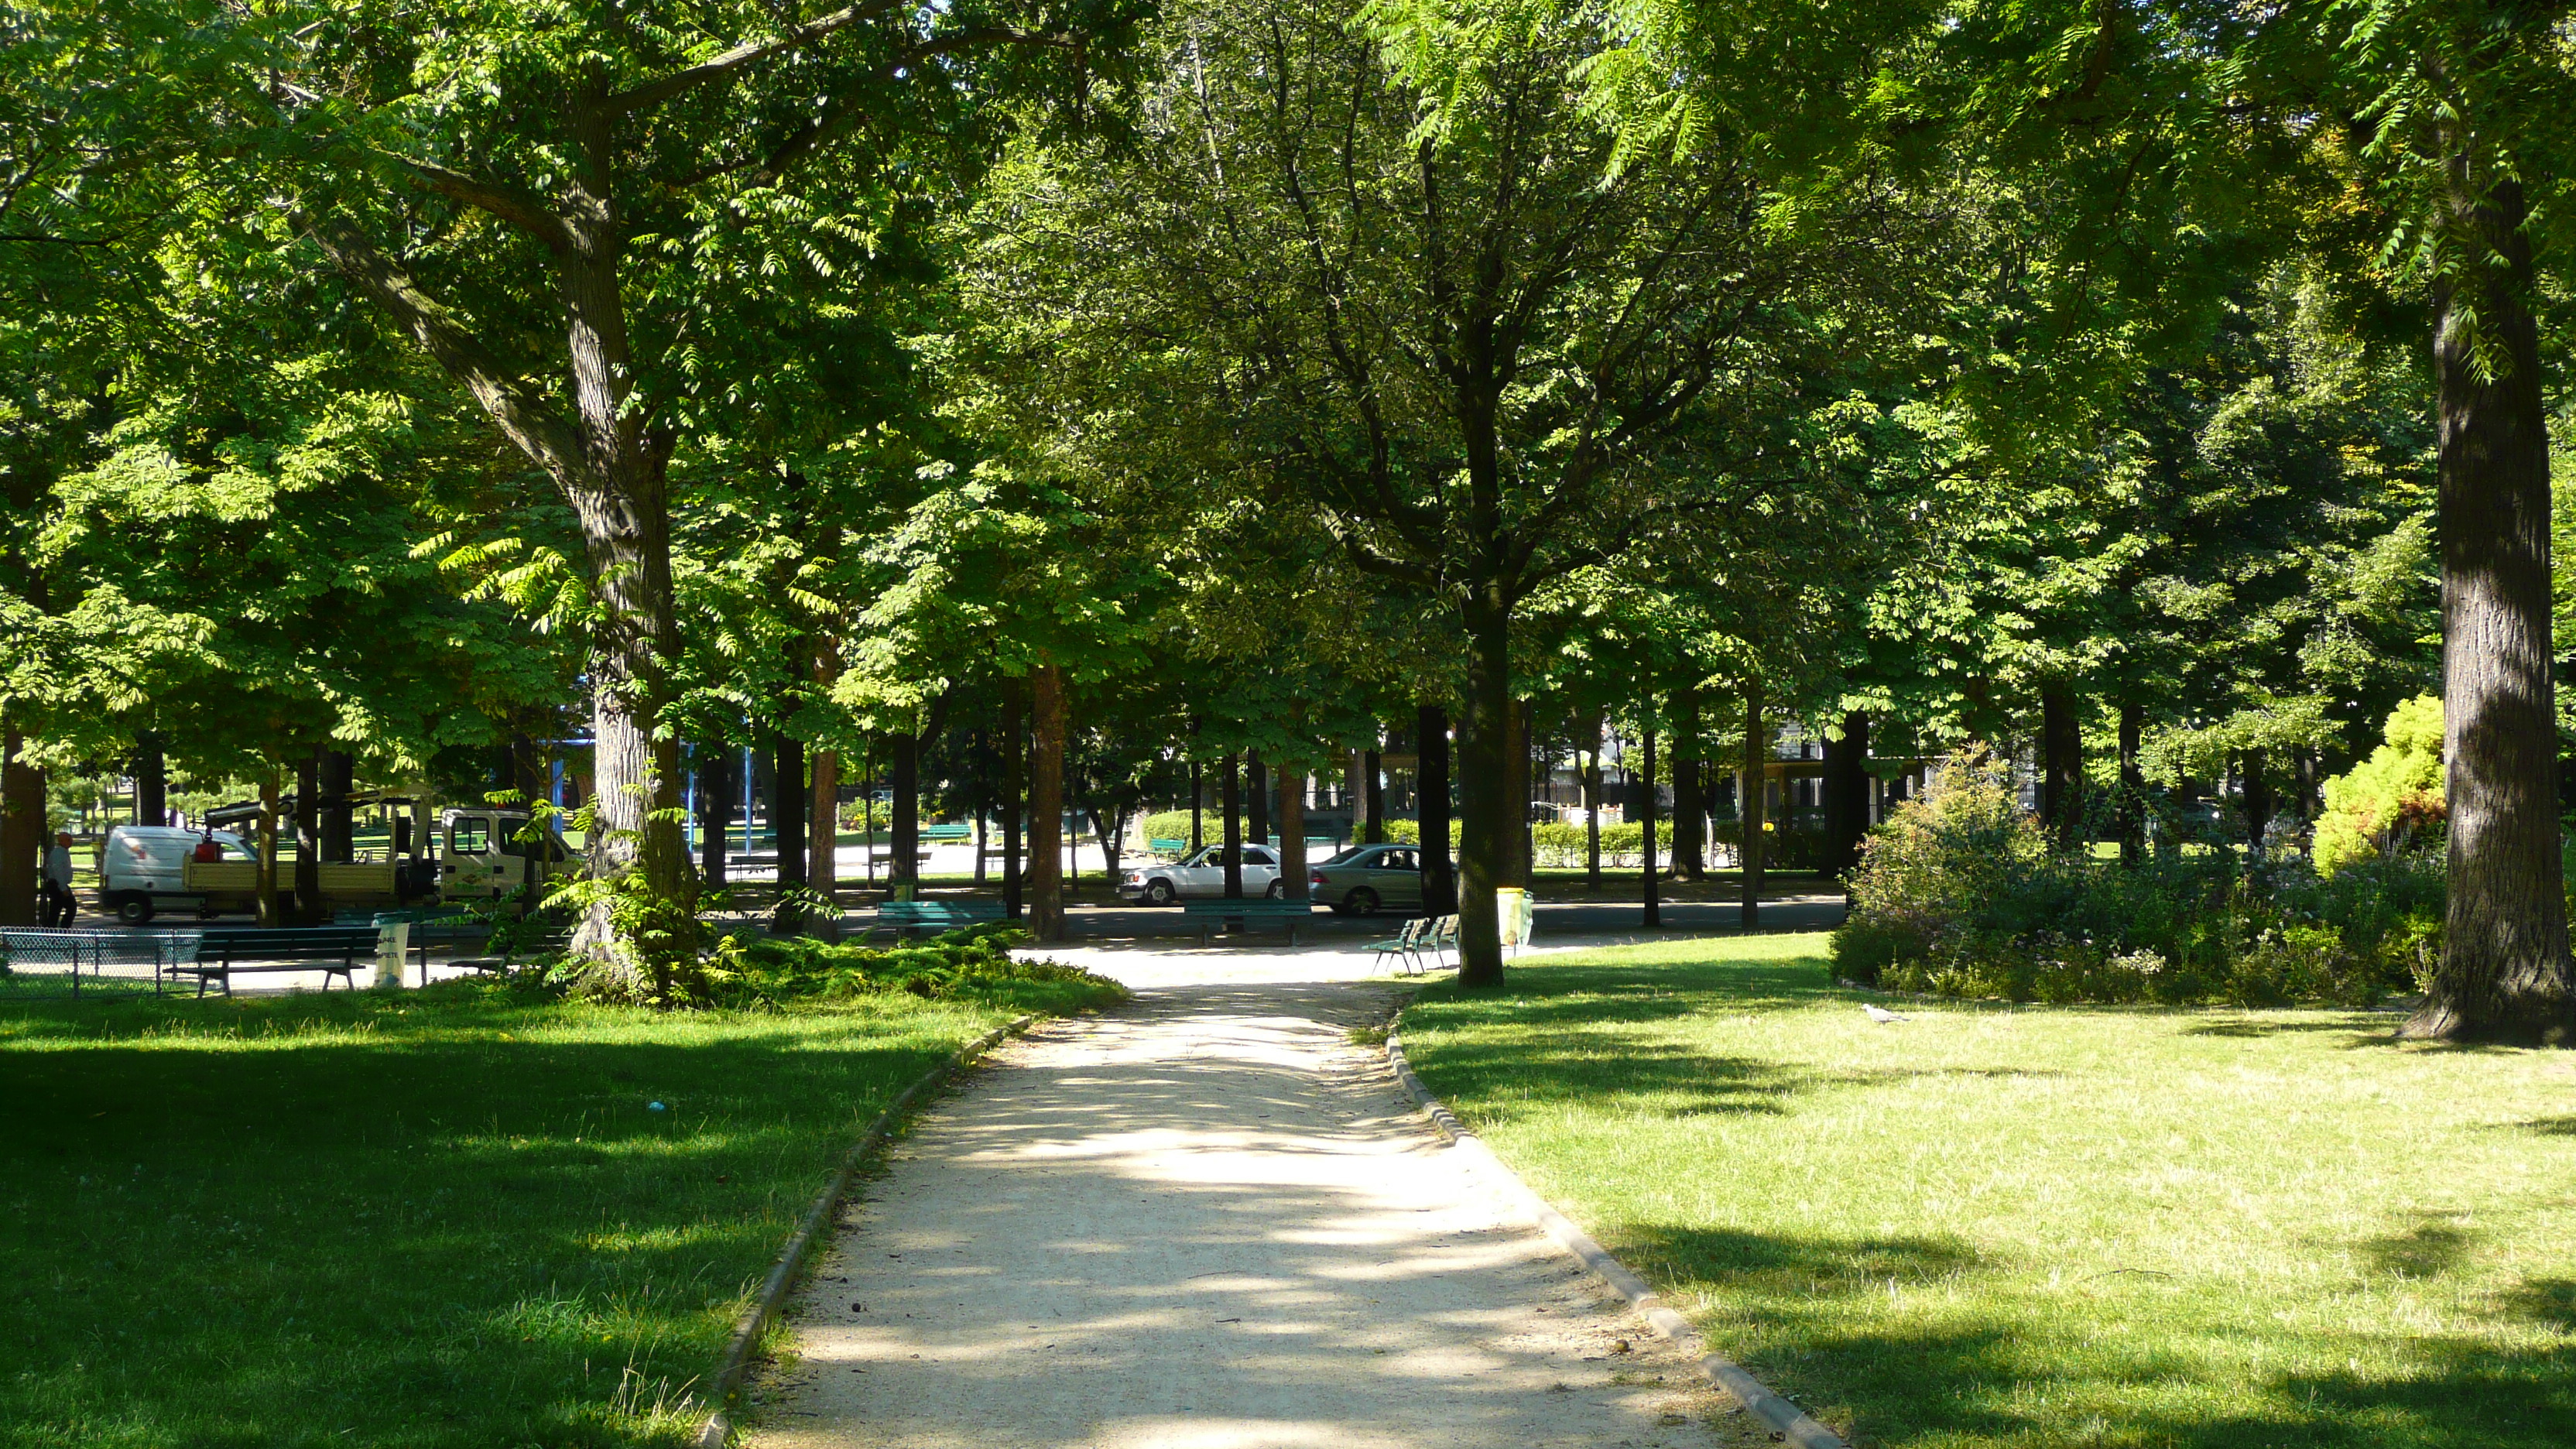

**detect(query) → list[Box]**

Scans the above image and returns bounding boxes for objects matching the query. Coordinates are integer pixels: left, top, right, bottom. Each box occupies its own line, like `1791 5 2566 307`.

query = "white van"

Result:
99 826 257 924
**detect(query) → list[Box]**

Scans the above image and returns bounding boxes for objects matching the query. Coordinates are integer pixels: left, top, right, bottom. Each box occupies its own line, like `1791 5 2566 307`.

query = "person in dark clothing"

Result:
39 831 76 927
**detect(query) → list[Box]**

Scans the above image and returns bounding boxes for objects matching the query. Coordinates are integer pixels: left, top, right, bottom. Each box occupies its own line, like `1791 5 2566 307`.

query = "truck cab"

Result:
440 808 570 902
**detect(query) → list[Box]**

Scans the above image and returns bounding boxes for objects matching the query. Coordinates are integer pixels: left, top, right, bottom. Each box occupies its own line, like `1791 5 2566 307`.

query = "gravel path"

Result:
745 947 1757 1449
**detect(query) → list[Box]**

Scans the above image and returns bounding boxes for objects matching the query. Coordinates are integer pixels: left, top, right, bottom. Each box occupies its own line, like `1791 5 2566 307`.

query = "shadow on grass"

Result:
1614 1221 2575 1448
0 978 1092 1447
2509 1115 2576 1136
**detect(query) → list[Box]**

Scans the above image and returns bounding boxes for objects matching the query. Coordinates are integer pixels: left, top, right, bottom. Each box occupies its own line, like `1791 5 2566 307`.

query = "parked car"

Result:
98 825 257 924
1310 843 1424 916
1122 843 1283 904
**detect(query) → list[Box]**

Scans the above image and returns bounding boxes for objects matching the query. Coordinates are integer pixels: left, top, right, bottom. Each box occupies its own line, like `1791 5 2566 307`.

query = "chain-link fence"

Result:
0 929 202 999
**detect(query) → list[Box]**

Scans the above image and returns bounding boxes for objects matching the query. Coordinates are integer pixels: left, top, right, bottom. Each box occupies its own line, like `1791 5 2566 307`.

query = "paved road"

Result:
745 943 1768 1449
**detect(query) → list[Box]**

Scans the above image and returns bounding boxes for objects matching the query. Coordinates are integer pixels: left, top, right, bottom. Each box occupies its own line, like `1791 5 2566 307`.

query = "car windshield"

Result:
1323 846 1365 865
1183 846 1221 868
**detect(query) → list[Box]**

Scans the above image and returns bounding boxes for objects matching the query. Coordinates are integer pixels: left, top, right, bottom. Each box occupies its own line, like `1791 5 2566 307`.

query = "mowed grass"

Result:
1 973 1122 1447
1399 935 2576 1448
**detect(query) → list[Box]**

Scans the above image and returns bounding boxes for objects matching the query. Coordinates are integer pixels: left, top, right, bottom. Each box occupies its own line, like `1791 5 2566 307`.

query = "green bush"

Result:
1836 745 2440 1007
2314 694 2444 872
707 925 1127 1007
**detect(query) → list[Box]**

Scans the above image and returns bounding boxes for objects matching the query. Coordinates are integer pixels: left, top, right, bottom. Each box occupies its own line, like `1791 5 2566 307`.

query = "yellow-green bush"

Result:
2313 694 2444 873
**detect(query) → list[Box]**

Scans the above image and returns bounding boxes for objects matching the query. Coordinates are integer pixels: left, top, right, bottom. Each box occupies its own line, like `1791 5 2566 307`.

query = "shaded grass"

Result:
1399 935 2576 1447
0 971 1121 1447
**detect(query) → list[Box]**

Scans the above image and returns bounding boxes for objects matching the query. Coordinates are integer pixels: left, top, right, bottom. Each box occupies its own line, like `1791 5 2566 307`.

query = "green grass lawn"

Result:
1 973 1122 1447
1398 935 2576 1448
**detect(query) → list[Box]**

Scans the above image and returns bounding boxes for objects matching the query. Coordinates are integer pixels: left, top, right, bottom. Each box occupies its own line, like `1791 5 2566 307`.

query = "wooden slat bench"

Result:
869 899 1006 940
183 927 381 996
1180 896 1314 944
448 927 571 978
921 824 974 844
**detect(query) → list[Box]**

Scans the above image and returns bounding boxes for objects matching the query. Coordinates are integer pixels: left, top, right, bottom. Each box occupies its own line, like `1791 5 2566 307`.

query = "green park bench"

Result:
1180 896 1314 945
180 927 381 996
870 899 1006 940
1147 837 1187 855
921 824 973 844
448 927 574 979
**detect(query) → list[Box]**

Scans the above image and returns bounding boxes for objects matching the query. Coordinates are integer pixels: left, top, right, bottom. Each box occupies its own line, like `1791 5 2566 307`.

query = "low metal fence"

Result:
0 928 203 999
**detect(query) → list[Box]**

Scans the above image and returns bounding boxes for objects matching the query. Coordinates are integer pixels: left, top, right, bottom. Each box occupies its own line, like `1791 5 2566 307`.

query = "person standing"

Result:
39 831 76 927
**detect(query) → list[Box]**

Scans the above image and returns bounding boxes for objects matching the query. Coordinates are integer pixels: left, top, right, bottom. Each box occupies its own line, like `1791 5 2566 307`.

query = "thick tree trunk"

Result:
771 732 807 932
1029 664 1067 941
1824 711 1869 877
2410 173 2575 1044
2118 702 2146 865
257 769 283 928
1640 723 1660 928
0 727 41 927
320 749 355 864
2040 683 2083 852
1363 745 1386 843
1189 757 1204 852
1454 601 1512 986
1247 751 1269 846
697 744 731 887
134 732 166 827
1002 694 1023 919
1280 766 1309 902
1741 687 1766 931
294 751 323 923
810 745 841 943
1416 704 1455 913
890 728 920 899
1221 751 1244 900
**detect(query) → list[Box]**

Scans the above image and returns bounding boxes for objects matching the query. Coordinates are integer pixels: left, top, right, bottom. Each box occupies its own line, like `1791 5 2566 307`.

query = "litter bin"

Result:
1495 888 1535 951
372 914 412 991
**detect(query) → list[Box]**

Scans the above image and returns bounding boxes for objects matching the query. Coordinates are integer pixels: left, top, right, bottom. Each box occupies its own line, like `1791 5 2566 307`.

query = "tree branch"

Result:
603 0 912 115
300 216 588 488
371 152 574 250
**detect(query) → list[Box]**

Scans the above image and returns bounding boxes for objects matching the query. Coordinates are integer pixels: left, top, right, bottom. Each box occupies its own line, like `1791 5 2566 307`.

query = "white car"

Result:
1122 843 1283 905
98 825 257 924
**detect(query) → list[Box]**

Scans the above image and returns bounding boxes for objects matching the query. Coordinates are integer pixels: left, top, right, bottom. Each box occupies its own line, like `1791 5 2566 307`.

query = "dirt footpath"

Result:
746 960 1760 1449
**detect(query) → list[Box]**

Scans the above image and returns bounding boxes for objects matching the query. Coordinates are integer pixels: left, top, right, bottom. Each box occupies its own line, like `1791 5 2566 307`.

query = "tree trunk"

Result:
2118 702 2146 865
1221 750 1244 900
771 731 806 933
1672 687 1702 880
295 750 323 923
0 726 41 927
1741 686 1766 931
135 732 166 827
1363 745 1386 843
1002 692 1024 919
1640 722 1660 927
810 745 841 942
2040 683 2084 852
1029 664 1067 941
319 749 355 864
257 768 283 928
2240 748 2274 862
697 744 731 887
1280 766 1309 902
890 728 920 899
1247 750 1270 846
2410 173 2575 1044
1454 601 1512 986
1417 704 1455 914
1189 756 1204 852
1502 698 1532 887
1823 711 1869 876
1583 711 1603 889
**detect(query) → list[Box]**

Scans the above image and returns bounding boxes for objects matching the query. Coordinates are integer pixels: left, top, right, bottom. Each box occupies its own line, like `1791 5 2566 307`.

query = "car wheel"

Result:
1265 879 1286 900
1347 887 1380 916
116 895 154 925
1144 879 1176 906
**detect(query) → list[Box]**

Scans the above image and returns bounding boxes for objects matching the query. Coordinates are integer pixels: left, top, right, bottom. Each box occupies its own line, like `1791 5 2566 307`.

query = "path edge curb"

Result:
694 1011 1040 1449
1383 1030 1849 1449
